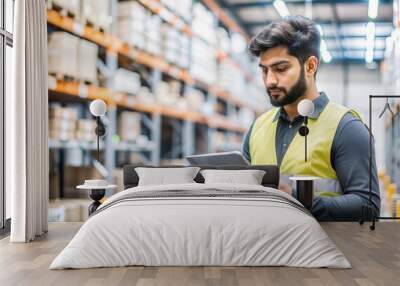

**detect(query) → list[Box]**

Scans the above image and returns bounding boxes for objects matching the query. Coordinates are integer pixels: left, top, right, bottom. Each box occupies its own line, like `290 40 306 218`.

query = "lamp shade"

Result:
90 99 107 117
298 99 315 117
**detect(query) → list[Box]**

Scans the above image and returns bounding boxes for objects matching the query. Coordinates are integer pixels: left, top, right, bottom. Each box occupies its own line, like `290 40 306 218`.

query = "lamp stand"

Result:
94 116 106 163
298 116 309 162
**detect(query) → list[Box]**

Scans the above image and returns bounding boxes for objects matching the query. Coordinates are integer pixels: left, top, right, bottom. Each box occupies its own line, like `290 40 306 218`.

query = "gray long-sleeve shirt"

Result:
242 93 380 221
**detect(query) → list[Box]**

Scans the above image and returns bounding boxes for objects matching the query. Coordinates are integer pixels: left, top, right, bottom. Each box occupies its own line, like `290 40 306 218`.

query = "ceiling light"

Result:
322 50 332 63
365 22 376 63
273 0 290 17
368 0 379 19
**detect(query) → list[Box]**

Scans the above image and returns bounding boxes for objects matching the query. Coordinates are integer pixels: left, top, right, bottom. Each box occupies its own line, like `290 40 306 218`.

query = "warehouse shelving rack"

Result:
46 0 267 192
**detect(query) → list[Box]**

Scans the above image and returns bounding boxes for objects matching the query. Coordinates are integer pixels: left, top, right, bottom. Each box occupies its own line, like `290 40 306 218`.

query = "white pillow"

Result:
200 169 266 185
135 167 200 186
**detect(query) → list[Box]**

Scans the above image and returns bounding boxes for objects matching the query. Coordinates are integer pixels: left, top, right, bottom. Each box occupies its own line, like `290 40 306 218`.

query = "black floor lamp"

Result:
360 95 400 230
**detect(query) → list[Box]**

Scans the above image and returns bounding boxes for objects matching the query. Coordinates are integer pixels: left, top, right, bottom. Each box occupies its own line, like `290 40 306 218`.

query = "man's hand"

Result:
278 180 292 196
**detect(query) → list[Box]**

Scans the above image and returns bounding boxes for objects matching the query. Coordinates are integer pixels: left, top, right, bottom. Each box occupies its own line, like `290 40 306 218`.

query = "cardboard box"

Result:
118 1 148 20
118 111 141 142
114 68 141 94
49 105 79 120
49 118 76 132
52 0 80 16
78 39 98 84
76 119 96 132
48 32 79 79
49 130 76 141
81 0 111 32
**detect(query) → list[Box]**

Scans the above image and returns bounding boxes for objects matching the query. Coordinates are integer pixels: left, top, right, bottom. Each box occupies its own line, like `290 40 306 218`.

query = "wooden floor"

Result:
0 222 399 286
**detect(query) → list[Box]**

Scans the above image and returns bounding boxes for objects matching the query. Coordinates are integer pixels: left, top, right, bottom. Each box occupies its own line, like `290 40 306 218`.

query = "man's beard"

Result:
267 67 307 107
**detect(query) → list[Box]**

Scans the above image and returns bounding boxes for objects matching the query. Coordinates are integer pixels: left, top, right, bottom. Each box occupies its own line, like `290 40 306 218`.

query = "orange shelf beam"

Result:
201 0 250 42
137 0 192 37
49 79 245 133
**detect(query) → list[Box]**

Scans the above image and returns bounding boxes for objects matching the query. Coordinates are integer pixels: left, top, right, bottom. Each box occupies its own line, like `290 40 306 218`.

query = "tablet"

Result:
186 151 250 166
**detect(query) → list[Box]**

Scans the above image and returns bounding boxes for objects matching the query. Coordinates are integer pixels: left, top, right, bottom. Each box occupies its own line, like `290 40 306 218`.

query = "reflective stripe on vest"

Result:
249 101 362 197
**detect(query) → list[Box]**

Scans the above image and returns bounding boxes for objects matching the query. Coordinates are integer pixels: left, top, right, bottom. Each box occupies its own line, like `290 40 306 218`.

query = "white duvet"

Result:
50 183 351 269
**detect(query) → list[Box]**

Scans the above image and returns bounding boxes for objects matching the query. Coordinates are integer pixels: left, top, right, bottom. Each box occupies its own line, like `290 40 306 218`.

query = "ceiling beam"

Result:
330 48 385 51
245 20 393 28
214 0 253 36
321 58 384 64
323 35 389 39
227 0 392 9
201 0 251 41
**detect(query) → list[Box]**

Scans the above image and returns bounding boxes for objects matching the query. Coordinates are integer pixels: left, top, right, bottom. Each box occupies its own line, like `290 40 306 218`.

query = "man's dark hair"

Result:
249 16 321 64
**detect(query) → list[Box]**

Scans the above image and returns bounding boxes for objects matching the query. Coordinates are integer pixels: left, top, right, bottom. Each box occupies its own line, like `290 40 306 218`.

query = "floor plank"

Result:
0 222 399 286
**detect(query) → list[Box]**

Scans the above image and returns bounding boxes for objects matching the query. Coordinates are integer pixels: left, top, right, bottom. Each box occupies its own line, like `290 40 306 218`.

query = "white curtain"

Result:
7 0 49 242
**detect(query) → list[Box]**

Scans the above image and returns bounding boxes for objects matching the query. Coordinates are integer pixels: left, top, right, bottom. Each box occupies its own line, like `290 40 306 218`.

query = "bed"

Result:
50 164 351 269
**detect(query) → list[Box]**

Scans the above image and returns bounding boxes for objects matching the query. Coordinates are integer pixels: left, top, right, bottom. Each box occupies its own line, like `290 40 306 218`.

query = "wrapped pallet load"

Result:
51 0 80 17
48 32 79 80
118 112 141 142
114 68 141 95
117 1 149 49
49 105 78 141
78 39 99 84
81 0 111 32
75 119 97 142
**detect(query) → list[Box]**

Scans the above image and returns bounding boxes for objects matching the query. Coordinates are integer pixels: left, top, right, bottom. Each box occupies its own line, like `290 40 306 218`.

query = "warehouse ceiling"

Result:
218 0 394 63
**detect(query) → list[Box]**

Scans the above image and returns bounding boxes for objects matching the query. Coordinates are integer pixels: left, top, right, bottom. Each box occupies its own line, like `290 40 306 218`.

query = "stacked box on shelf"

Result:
217 61 244 95
184 88 206 113
48 32 98 84
178 35 190 68
118 112 141 142
192 3 217 46
162 25 190 68
190 3 217 84
154 80 181 107
161 0 192 22
114 68 141 95
75 119 97 142
81 0 111 32
117 1 149 50
51 0 80 16
48 32 79 79
137 86 156 104
146 15 162 56
217 27 231 54
49 106 78 141
176 0 192 22
190 38 217 85
78 39 99 84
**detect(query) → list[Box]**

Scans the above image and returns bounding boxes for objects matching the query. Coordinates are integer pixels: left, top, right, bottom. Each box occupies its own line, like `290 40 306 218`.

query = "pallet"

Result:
49 72 95 86
81 18 108 34
47 0 79 21
49 72 77 83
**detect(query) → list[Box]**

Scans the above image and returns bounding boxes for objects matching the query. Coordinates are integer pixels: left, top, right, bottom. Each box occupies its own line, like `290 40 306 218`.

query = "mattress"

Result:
50 183 351 269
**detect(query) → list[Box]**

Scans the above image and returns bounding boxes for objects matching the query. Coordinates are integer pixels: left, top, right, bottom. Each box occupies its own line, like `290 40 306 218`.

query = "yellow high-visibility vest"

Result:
249 101 361 197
